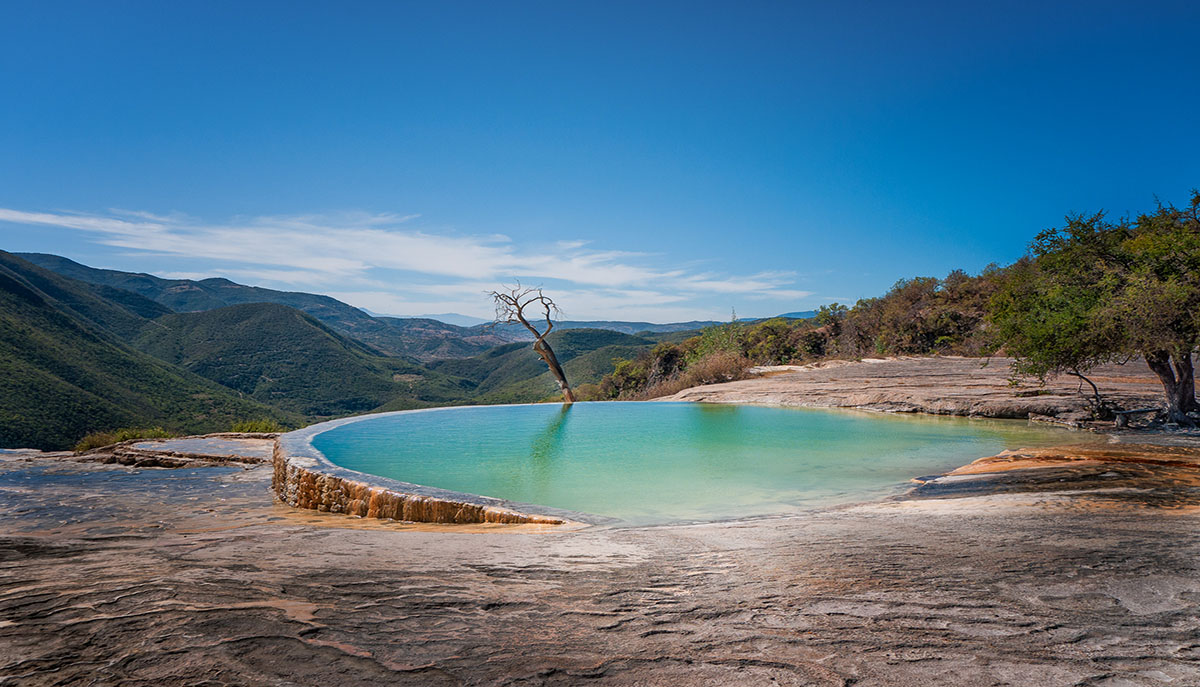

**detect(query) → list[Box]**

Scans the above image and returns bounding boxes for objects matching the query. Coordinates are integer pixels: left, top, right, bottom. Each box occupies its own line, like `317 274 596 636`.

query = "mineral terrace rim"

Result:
273 404 602 527
275 401 1057 529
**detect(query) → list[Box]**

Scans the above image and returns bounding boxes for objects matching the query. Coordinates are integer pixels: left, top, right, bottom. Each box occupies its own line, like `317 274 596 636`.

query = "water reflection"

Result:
314 402 1085 524
528 404 573 482
686 404 752 474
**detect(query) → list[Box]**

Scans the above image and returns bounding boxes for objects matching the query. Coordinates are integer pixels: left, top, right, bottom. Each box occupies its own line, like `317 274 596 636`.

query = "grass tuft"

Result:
74 427 175 453
230 418 286 433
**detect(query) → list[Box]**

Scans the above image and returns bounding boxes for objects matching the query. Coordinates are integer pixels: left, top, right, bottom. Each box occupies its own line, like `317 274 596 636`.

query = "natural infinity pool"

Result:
311 402 1079 525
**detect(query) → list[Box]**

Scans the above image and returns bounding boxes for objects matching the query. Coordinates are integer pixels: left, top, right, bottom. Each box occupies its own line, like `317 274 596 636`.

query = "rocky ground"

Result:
2 358 1200 686
665 357 1165 423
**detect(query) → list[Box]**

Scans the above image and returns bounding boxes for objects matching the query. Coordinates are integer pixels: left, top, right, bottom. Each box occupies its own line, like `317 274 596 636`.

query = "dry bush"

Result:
74 427 174 453
633 350 753 400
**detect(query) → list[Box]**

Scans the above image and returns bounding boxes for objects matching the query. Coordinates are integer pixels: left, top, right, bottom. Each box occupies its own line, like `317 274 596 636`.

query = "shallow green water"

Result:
311 402 1078 525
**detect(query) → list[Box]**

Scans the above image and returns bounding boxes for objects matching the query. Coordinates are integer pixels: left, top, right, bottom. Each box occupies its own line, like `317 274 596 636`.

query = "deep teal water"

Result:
311 402 1077 525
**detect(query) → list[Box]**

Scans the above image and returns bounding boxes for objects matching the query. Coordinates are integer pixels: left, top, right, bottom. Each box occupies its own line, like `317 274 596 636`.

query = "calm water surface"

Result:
311 402 1080 525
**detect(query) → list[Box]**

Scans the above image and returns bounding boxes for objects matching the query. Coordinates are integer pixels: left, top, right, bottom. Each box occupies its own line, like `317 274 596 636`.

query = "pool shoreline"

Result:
273 401 1083 527
273 405 600 526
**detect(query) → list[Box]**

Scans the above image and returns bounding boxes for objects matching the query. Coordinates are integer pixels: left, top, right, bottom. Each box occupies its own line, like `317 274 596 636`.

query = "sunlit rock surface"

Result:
2 435 1200 685
80 434 277 468
131 436 276 461
665 357 1164 421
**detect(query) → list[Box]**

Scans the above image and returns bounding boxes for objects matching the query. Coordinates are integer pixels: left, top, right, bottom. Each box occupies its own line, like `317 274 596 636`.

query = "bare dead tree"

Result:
489 284 576 404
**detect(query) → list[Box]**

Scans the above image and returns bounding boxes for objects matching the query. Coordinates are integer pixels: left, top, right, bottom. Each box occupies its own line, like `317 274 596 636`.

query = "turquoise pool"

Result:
310 402 1077 525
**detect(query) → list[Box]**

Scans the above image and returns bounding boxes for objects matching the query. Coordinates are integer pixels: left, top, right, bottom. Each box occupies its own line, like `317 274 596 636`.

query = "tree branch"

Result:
488 283 574 404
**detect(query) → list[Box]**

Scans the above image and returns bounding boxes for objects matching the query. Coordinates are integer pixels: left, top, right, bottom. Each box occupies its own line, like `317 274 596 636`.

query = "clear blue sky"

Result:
1 1 1197 321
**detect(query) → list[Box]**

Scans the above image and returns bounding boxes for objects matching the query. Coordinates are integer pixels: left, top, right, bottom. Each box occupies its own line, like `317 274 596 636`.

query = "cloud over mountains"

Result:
0 207 812 321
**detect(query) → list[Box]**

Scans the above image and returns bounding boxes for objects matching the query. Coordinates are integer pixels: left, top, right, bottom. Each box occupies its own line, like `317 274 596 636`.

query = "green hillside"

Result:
0 252 709 448
132 302 470 417
474 343 654 404
369 316 514 360
18 252 360 315
0 254 294 450
19 253 729 357
18 253 512 360
0 252 173 340
413 328 656 406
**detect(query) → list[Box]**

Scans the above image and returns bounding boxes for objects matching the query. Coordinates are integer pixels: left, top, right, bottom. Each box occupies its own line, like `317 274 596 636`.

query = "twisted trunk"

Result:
533 337 576 404
515 310 574 405
490 285 575 405
1145 350 1197 423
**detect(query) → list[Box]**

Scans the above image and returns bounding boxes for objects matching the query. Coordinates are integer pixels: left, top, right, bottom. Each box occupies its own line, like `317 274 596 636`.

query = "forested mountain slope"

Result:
20 253 733 356
0 253 292 449
18 252 511 360
132 302 469 417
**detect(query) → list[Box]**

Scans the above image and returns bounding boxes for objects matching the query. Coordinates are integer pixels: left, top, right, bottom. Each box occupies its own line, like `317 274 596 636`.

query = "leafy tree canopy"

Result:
990 191 1200 421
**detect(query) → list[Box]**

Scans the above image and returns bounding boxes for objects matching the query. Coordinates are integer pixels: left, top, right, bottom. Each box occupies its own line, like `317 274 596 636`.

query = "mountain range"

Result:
2 251 818 449
20 253 813 346
17 253 515 361
0 252 700 448
0 252 295 449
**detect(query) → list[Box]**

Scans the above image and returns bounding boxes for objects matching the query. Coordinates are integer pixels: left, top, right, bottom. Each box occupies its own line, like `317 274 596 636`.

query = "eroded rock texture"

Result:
2 455 1199 686
80 434 277 468
665 357 1164 421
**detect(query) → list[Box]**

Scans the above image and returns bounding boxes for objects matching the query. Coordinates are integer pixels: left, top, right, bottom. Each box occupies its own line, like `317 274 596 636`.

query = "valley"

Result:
1 251 739 449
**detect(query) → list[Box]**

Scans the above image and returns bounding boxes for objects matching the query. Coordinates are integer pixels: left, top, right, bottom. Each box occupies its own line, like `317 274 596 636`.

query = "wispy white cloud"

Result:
155 271 223 281
0 207 817 321
158 268 350 286
676 271 813 299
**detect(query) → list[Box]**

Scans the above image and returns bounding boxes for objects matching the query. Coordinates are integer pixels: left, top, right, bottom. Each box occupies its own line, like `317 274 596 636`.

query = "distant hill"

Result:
473 319 721 342
0 252 173 340
366 310 494 328
372 316 521 360
19 252 343 314
558 319 722 334
419 328 656 405
0 252 293 450
413 312 491 327
0 251 744 449
132 302 469 417
18 253 510 360
18 253 746 357
776 310 817 320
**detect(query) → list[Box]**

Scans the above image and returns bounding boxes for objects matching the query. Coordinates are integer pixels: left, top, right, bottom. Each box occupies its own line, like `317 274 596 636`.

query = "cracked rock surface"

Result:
663 357 1164 421
2 449 1199 686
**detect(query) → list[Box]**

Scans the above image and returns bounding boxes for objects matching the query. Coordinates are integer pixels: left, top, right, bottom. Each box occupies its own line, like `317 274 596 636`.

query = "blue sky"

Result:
1 1 1197 321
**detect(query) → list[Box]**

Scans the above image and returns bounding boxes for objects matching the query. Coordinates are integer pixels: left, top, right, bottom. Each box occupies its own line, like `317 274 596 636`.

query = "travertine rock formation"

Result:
664 356 1163 421
272 432 570 525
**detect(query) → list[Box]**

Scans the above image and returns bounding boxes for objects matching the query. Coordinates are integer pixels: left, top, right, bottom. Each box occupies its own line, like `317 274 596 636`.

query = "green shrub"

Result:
230 418 285 433
688 313 743 363
597 358 649 399
75 427 175 452
742 318 795 364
